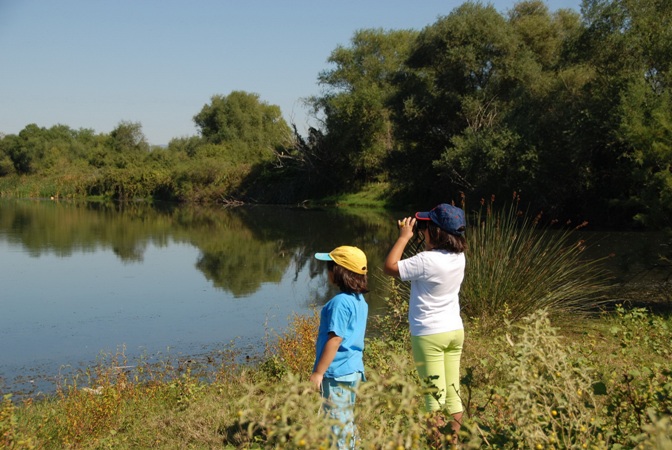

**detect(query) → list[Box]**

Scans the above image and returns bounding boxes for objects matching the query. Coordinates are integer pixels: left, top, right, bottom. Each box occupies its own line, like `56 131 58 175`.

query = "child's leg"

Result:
322 377 360 450
443 329 465 441
411 330 464 413
412 333 448 412
443 329 464 415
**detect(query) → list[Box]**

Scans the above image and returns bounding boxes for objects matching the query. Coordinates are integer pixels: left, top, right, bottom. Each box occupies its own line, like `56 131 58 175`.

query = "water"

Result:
0 199 401 397
0 199 668 397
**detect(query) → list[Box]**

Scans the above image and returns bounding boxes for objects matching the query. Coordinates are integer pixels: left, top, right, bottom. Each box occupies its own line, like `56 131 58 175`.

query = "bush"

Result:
260 310 320 381
467 310 604 448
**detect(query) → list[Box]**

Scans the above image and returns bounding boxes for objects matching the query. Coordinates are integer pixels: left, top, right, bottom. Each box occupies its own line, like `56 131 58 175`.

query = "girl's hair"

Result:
327 261 369 294
419 221 467 253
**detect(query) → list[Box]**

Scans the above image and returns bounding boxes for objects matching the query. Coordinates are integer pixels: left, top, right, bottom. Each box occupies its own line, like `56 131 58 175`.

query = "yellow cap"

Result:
314 246 368 275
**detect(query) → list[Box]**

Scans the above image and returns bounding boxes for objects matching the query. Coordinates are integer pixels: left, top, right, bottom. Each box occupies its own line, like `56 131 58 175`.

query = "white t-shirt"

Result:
397 250 465 336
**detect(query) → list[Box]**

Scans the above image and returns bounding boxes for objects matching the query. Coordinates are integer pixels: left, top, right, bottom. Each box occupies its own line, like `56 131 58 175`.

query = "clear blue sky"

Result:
1 0 581 145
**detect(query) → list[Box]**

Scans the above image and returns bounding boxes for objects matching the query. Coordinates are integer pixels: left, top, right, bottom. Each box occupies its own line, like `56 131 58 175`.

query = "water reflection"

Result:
0 200 400 300
0 199 401 396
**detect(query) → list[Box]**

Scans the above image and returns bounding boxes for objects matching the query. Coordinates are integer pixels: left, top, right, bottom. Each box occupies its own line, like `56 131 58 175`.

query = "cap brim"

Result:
415 211 431 220
314 252 333 261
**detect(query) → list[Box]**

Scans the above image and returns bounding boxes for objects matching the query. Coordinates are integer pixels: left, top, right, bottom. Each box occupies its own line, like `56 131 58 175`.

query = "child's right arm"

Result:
384 216 415 277
309 332 343 389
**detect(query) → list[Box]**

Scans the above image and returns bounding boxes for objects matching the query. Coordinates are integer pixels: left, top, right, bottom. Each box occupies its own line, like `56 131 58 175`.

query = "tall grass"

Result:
462 195 612 328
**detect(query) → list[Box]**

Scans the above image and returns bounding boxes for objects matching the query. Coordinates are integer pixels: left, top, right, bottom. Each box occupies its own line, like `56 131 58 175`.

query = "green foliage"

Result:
312 28 417 185
193 91 292 163
369 274 411 343
233 374 334 449
479 310 603 448
619 79 672 228
599 306 672 445
5 306 672 449
108 121 149 155
3 0 672 224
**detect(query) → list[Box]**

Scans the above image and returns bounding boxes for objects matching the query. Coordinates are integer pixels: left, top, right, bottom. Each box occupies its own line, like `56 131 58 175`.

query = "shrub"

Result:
232 373 334 449
261 310 320 381
369 274 411 343
0 395 34 449
597 306 672 447
468 310 605 448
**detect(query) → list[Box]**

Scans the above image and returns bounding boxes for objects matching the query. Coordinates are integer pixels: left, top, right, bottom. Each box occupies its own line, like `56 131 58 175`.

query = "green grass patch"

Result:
319 182 392 208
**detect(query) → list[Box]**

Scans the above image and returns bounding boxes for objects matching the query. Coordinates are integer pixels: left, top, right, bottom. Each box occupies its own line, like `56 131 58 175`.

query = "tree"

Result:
109 121 149 154
311 28 417 186
573 0 672 226
3 124 47 174
609 0 672 227
193 91 291 164
391 3 523 202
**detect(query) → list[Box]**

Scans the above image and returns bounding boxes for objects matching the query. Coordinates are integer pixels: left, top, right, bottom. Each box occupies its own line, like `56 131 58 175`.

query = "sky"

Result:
1 0 581 146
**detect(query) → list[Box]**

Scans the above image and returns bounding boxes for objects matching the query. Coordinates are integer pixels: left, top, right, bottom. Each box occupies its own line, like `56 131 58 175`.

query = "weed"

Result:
1 394 34 449
261 310 320 381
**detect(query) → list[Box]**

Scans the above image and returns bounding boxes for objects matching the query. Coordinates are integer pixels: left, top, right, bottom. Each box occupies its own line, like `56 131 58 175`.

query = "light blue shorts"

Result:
321 372 363 450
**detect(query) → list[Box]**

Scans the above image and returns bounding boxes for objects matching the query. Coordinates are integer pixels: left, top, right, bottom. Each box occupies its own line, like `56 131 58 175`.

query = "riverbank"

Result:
3 303 671 449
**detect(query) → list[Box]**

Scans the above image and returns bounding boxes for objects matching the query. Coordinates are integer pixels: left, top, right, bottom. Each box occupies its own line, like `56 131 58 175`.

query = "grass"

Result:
319 182 392 208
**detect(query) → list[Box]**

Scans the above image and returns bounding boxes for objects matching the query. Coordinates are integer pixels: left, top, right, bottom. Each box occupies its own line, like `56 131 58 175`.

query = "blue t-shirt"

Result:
313 292 368 378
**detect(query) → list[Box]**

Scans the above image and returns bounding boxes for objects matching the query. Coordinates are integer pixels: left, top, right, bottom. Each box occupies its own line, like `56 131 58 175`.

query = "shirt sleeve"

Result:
398 253 425 282
327 296 352 339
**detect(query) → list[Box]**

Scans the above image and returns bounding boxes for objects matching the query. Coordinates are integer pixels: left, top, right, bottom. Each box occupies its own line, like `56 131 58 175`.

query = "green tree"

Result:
109 121 149 154
612 0 672 227
3 124 46 174
87 121 149 169
575 0 672 226
193 91 291 164
312 28 417 186
391 3 523 202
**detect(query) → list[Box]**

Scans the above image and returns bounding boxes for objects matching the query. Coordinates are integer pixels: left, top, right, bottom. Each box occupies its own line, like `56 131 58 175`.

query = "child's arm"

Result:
309 332 343 389
384 216 415 277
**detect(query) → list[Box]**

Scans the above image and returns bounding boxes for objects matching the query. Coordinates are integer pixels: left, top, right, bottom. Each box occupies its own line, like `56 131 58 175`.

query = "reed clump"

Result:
462 194 613 329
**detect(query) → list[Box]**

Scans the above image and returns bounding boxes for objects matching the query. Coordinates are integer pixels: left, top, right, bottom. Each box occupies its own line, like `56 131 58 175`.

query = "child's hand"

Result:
398 217 416 240
309 372 323 390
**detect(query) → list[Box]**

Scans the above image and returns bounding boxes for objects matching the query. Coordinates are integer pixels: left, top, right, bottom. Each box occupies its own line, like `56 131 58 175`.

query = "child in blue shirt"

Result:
311 246 369 450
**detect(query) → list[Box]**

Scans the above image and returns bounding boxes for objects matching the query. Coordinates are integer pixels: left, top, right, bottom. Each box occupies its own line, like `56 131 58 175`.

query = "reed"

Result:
462 195 612 329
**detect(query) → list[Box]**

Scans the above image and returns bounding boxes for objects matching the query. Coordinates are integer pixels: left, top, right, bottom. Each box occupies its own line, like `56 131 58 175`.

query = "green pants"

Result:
411 329 464 414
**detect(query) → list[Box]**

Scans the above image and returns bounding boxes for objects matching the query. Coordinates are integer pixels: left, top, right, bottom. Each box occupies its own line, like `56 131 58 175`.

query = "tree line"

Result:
1 0 670 229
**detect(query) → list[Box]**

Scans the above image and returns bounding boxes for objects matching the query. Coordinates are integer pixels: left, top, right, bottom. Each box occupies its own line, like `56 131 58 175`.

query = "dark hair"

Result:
327 261 369 294
426 221 467 253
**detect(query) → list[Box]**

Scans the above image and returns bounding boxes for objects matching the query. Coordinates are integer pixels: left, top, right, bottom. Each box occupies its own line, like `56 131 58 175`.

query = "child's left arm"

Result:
309 332 343 389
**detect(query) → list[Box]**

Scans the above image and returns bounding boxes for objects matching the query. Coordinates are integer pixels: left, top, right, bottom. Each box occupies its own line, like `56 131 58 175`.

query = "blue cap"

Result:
415 203 466 236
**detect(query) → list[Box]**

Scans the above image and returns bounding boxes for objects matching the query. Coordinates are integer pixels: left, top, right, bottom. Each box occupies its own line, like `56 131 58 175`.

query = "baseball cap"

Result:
314 246 368 275
415 203 466 236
